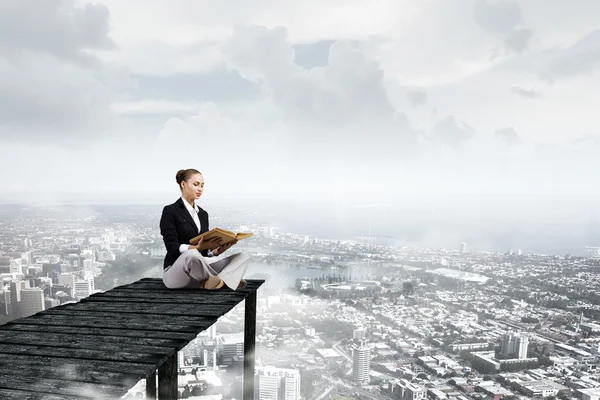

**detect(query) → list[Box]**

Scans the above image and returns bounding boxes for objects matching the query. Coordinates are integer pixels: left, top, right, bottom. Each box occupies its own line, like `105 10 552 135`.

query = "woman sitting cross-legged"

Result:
160 168 250 290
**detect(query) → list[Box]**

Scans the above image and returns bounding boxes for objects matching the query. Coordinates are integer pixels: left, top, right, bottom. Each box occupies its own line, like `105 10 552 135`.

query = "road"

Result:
313 383 338 400
333 341 353 363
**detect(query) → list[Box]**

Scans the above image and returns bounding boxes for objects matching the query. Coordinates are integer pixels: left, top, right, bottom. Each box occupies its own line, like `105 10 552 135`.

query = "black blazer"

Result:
159 197 210 269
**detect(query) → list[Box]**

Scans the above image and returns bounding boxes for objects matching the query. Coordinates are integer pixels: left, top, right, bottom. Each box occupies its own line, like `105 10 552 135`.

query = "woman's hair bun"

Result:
176 169 187 185
175 168 201 188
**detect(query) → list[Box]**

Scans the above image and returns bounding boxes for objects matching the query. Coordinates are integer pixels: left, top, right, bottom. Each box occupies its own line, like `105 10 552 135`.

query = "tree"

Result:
403 281 415 296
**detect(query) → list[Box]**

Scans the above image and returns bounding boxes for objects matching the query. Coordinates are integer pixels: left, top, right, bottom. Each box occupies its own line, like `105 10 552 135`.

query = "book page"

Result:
189 228 253 249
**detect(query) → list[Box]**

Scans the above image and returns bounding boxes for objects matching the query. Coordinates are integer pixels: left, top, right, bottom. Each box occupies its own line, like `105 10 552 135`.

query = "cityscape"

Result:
2 1 600 399
2 204 600 400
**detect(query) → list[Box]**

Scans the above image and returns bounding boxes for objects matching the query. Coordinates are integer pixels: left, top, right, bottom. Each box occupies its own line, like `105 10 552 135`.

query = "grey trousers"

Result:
163 250 250 290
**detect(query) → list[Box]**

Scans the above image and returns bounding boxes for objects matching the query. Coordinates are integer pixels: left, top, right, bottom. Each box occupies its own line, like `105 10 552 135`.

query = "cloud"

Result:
495 127 521 146
292 40 335 69
155 102 238 148
0 0 126 144
543 29 600 81
222 24 417 160
226 25 399 123
510 86 542 99
432 115 475 149
99 39 227 76
473 1 534 55
505 28 533 53
406 90 427 107
0 0 115 63
473 0 522 35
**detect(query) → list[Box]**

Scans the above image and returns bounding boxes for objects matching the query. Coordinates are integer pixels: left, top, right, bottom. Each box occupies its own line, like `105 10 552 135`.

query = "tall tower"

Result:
255 367 300 400
517 336 529 359
502 332 529 359
352 342 370 385
460 243 467 253
19 288 45 318
501 332 517 357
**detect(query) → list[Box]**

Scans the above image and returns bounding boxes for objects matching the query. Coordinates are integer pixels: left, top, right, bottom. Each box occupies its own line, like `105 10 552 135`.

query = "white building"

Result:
353 328 367 340
218 333 244 365
501 332 529 359
59 273 76 288
579 388 600 400
75 278 93 299
255 366 300 400
19 288 45 317
390 379 426 400
352 343 371 384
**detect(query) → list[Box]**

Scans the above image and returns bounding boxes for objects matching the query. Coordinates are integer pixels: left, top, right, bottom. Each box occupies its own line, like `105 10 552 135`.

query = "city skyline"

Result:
3 203 600 398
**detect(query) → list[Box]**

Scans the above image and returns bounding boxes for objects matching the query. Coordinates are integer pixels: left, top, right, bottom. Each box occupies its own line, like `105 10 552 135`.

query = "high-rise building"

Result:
9 259 22 274
219 333 244 366
257 369 279 400
9 280 27 318
208 324 217 340
460 243 467 253
255 367 300 400
353 328 366 340
75 279 93 299
352 343 371 384
58 273 76 288
178 350 185 368
20 288 45 317
83 259 94 273
21 252 32 265
203 342 218 370
517 336 529 359
1 289 10 316
501 332 529 359
45 298 60 310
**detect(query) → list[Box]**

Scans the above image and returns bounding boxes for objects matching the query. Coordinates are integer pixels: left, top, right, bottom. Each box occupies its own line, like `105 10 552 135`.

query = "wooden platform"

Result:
0 277 264 399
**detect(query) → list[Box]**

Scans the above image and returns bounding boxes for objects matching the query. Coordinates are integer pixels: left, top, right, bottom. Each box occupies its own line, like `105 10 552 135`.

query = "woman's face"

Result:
182 173 204 201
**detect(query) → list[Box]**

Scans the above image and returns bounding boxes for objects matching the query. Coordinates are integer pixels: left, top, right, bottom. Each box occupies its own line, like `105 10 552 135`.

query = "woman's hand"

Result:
213 239 238 256
188 236 222 251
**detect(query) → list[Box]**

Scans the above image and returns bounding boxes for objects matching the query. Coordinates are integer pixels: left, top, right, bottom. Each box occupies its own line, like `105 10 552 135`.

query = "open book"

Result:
189 228 254 251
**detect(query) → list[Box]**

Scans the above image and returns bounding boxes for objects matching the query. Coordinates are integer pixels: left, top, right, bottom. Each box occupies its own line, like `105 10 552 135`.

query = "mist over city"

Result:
1 0 600 399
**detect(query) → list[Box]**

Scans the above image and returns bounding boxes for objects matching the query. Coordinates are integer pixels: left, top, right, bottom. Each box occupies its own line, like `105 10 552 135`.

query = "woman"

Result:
160 168 250 290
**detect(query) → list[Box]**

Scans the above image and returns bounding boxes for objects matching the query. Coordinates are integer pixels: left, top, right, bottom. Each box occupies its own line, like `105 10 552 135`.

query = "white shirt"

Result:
179 197 214 257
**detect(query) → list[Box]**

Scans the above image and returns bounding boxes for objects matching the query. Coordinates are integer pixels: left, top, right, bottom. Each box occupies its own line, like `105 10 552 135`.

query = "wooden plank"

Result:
0 353 153 376
243 290 257 400
0 373 127 399
38 309 218 326
0 343 165 364
52 301 236 317
0 278 264 399
158 352 178 399
0 330 185 353
0 364 139 388
107 285 258 294
7 315 208 333
92 290 247 300
0 388 88 400
126 279 264 287
121 279 264 290
80 295 242 305
0 323 197 341
138 277 266 286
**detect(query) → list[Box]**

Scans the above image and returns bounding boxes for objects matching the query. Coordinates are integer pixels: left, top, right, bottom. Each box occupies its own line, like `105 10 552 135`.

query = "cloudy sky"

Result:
1 0 600 250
